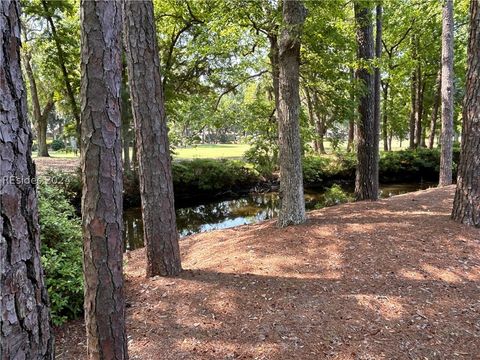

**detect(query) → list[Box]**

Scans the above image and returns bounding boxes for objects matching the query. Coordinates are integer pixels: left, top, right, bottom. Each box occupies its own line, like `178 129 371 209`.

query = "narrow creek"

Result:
123 182 434 250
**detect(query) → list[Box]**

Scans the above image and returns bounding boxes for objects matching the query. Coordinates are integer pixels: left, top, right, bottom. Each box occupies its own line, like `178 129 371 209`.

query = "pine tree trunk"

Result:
382 82 389 151
452 0 480 227
123 0 181 276
80 1 128 358
354 1 378 201
429 69 441 149
277 0 306 227
374 4 382 155
0 1 54 357
439 0 455 186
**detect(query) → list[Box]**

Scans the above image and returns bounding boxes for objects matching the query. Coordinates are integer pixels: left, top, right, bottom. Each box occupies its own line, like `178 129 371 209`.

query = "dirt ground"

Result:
55 186 480 359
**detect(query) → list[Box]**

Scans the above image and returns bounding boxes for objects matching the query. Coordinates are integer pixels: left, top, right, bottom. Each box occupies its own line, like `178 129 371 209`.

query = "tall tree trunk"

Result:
23 52 55 157
317 116 326 154
269 34 280 119
409 35 418 149
374 4 382 155
354 1 378 201
409 71 417 149
439 0 455 186
305 87 319 152
414 66 423 148
121 60 131 173
347 68 355 152
452 0 480 226
382 82 389 151
41 0 81 144
277 0 306 227
429 70 441 149
80 1 128 358
124 0 181 276
312 92 326 154
0 1 54 358
347 118 355 152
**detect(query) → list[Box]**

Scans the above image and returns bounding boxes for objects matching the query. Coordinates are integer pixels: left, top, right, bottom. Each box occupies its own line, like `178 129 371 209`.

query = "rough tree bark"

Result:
23 51 54 157
41 0 81 143
123 0 182 276
452 0 480 227
0 0 54 358
80 0 128 358
354 1 378 201
277 0 307 227
439 0 454 186
429 68 442 149
374 4 382 156
382 82 389 151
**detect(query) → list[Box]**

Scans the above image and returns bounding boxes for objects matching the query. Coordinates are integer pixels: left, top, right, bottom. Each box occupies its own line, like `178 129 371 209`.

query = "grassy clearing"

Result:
173 143 251 160
32 151 80 159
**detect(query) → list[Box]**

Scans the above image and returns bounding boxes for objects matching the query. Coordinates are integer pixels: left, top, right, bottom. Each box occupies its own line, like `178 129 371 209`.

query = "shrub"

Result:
244 142 278 178
320 184 353 207
172 159 260 195
302 156 331 184
38 181 83 326
50 139 65 151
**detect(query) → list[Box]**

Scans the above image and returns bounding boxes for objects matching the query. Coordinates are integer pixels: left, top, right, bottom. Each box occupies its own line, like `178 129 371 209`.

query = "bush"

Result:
42 169 82 208
172 159 260 195
244 142 278 178
302 156 331 184
38 181 83 326
320 184 353 207
50 139 65 151
302 148 460 186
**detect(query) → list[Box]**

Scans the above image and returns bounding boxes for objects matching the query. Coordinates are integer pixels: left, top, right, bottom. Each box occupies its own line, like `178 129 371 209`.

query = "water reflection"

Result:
124 182 433 250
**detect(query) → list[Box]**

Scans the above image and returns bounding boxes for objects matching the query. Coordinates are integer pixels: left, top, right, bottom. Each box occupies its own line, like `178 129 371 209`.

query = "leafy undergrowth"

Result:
55 186 480 359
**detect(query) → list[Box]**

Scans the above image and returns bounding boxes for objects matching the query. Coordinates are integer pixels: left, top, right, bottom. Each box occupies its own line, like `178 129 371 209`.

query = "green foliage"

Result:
42 168 82 202
172 159 260 194
320 184 352 207
244 141 278 178
379 148 460 182
50 139 65 151
38 181 83 326
302 148 460 186
302 156 331 184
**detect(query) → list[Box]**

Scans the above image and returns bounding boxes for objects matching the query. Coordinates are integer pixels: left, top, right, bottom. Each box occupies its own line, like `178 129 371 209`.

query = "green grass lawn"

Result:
33 140 412 162
32 151 80 159
173 143 251 160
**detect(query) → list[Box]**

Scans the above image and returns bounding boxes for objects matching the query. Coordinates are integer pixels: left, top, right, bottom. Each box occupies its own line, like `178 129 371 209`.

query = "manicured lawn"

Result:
173 143 251 160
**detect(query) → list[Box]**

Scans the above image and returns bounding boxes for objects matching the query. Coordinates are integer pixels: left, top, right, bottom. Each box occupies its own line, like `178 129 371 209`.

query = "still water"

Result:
124 182 433 250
